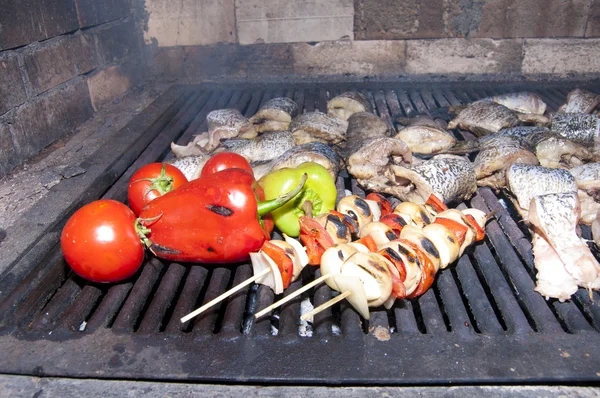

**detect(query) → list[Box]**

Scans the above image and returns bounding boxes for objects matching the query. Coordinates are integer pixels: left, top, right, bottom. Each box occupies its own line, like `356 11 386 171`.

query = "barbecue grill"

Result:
1 81 600 389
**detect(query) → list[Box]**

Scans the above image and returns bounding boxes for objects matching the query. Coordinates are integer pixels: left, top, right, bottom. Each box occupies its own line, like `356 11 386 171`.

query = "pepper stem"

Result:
257 173 308 217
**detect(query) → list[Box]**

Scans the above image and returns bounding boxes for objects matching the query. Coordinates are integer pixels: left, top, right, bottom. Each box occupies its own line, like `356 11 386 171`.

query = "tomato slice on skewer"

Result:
433 217 469 247
299 216 335 265
261 240 294 289
464 214 486 241
380 213 407 235
366 193 393 217
355 235 378 252
425 193 448 213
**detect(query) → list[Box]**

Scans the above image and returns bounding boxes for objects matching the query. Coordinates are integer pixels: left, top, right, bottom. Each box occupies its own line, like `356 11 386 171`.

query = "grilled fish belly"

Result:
394 125 456 155
250 97 299 132
216 131 295 163
168 154 211 181
347 137 412 196
447 101 520 136
531 233 579 302
558 88 600 114
528 191 600 292
473 136 539 190
478 92 547 115
593 209 600 247
206 109 257 151
327 91 373 121
550 113 600 151
253 141 343 180
390 155 477 205
290 111 348 145
506 163 578 214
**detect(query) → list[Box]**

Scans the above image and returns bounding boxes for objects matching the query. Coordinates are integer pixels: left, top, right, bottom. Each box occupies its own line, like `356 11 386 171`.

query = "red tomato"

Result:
127 163 188 215
60 200 145 283
200 152 253 178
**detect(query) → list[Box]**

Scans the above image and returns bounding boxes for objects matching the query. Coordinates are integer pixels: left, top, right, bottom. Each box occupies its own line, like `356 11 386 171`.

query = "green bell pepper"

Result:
259 162 337 237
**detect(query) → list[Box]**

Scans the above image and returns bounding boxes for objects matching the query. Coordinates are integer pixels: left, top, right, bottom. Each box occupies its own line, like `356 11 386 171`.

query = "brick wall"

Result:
145 0 600 82
0 0 146 179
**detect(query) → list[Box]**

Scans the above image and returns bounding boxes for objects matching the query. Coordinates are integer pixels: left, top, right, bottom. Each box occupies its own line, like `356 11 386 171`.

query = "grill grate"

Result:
1 81 600 385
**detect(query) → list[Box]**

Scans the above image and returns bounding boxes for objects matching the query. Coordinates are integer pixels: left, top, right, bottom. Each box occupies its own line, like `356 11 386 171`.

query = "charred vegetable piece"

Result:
138 168 306 263
259 162 337 237
337 195 374 230
261 240 295 289
299 216 336 265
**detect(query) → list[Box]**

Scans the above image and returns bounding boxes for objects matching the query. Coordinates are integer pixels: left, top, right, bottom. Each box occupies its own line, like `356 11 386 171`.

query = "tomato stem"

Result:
134 213 163 248
131 164 174 197
256 173 308 217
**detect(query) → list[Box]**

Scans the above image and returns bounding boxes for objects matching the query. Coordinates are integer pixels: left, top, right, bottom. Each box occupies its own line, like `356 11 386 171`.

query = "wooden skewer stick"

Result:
181 268 271 323
300 291 351 322
254 273 332 319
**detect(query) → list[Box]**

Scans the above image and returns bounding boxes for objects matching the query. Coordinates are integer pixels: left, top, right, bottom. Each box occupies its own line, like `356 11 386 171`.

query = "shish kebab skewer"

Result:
181 193 422 323
255 194 490 320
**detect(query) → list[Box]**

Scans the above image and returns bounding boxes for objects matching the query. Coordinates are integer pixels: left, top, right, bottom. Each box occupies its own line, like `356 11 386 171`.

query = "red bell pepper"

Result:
137 169 306 264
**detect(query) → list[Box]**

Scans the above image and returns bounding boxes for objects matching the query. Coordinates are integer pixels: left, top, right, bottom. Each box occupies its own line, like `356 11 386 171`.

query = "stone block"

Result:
292 40 405 76
586 1 600 37
354 0 444 40
0 119 19 179
144 0 236 47
476 0 591 38
87 65 132 111
0 54 27 116
75 0 131 28
13 79 94 159
0 0 79 50
236 0 354 45
95 21 141 64
522 38 600 75
24 35 98 96
443 0 591 39
405 38 523 75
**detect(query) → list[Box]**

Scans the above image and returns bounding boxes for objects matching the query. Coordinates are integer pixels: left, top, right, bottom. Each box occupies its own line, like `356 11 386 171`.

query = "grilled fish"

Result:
389 155 477 205
249 97 299 132
477 92 547 115
171 132 209 158
396 113 447 130
344 112 413 196
473 136 539 190
327 92 373 120
215 131 295 163
593 209 600 247
345 111 392 148
569 163 600 225
528 191 600 293
447 101 521 136
506 163 577 219
445 126 595 169
558 88 600 114
394 125 456 155
346 137 413 197
290 112 348 145
531 232 578 301
550 113 600 150
206 109 257 151
167 154 211 181
252 141 343 180
570 163 600 200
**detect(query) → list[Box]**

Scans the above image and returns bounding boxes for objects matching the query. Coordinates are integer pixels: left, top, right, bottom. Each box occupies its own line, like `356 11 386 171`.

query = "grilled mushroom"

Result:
340 252 393 307
393 202 433 227
337 195 374 230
